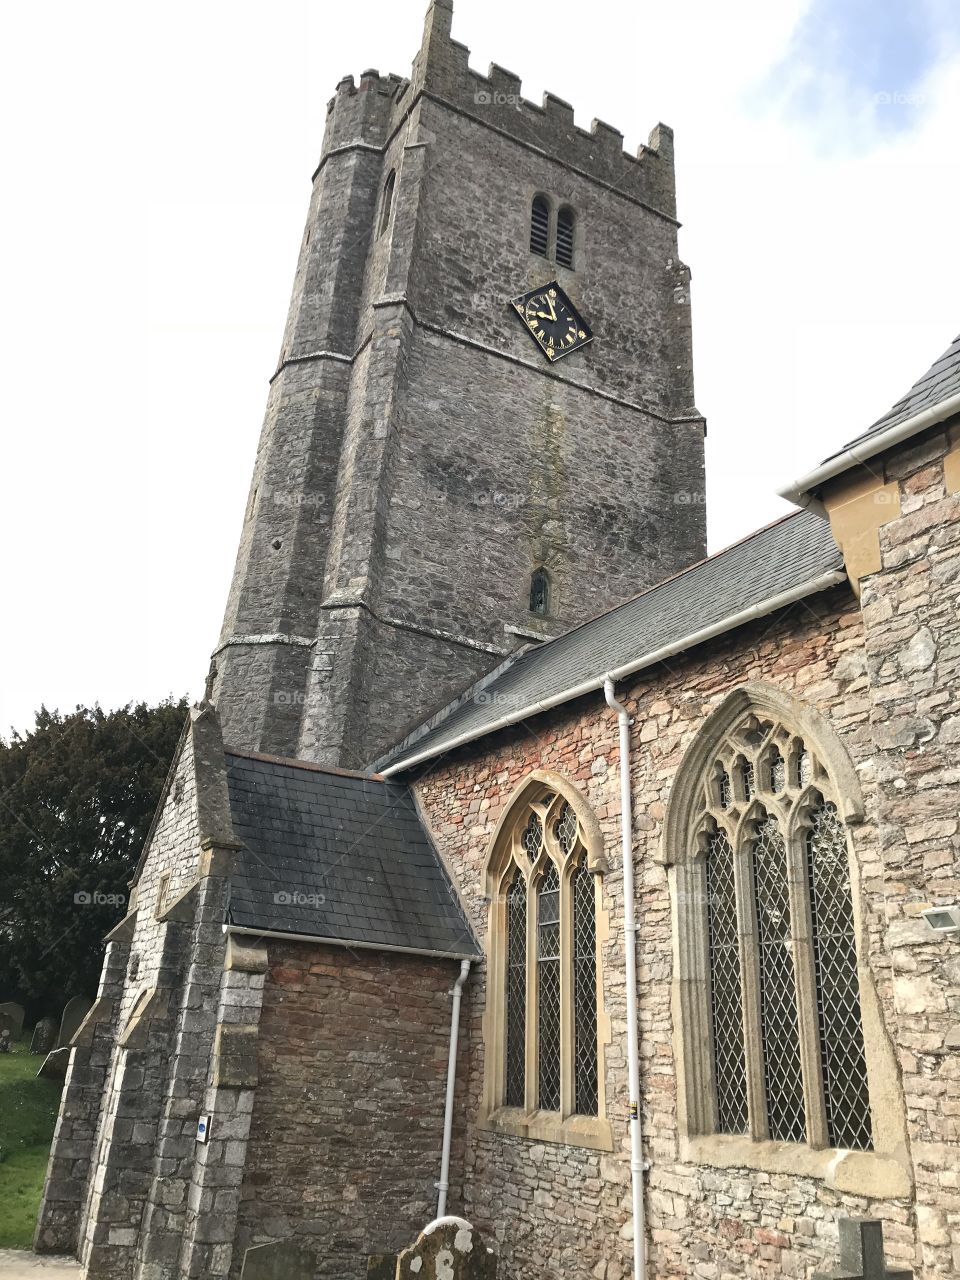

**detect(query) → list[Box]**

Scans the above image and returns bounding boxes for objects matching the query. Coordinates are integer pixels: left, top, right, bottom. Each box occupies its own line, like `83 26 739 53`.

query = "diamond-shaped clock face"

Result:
510 282 593 362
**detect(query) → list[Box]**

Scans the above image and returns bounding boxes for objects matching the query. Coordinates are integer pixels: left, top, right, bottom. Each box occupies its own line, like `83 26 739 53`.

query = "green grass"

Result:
0 1039 62 1248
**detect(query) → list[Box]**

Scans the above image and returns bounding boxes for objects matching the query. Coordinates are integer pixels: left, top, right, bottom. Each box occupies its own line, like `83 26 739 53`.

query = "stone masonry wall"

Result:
212 0 706 769
78 729 203 1278
411 582 936 1280
233 940 468 1280
854 421 960 1276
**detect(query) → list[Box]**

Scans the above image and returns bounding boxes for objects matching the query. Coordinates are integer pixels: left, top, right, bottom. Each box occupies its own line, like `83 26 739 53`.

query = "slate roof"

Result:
379 508 844 773
224 751 479 958
822 332 960 466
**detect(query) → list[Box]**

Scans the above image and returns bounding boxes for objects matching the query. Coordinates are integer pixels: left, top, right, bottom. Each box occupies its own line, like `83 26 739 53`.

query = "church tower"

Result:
211 0 707 769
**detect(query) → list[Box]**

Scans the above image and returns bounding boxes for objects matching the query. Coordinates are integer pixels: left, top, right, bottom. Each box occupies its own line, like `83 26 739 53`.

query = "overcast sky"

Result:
2 0 959 740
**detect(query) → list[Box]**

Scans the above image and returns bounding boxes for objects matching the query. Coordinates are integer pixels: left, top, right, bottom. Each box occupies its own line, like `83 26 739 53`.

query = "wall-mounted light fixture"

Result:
921 905 960 936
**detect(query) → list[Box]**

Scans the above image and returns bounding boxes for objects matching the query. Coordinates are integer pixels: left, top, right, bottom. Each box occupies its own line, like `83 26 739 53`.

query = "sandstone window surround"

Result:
480 771 612 1150
662 684 912 1198
528 193 578 270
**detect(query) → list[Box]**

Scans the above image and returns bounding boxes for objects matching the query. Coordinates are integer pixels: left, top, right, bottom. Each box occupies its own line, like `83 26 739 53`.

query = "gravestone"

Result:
813 1218 913 1280
57 995 92 1048
30 1016 57 1055
396 1218 496 1280
0 1028 11 1054
0 1001 25 1041
367 1257 396 1280
38 1046 71 1079
240 1240 317 1280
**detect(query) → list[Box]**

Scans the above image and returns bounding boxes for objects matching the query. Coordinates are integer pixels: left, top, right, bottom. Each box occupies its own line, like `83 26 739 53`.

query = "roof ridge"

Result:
225 747 387 782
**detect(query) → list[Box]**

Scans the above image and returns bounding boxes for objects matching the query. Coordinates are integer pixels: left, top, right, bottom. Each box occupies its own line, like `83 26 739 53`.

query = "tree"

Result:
0 699 188 1015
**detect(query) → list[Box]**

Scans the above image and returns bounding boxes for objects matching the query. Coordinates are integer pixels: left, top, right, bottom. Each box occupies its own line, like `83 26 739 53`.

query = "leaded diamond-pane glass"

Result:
706 831 748 1134
798 748 813 786
770 748 786 794
752 816 806 1143
505 870 527 1108
572 865 598 1115
555 802 578 856
522 811 543 859
537 862 561 1111
741 760 756 800
718 768 731 810
807 804 873 1151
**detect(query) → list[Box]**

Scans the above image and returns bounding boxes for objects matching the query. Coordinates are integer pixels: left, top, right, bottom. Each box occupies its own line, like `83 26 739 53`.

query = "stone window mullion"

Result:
785 827 829 1148
733 832 769 1141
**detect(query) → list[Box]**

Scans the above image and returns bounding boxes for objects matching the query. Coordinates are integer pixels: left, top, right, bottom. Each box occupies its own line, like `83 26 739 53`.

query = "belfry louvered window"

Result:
556 206 575 268
489 789 604 1124
530 196 550 257
693 714 873 1151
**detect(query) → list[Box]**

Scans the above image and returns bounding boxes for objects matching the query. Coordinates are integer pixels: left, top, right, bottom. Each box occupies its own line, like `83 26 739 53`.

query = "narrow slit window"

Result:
556 206 575 268
529 567 550 616
377 170 396 239
530 196 549 257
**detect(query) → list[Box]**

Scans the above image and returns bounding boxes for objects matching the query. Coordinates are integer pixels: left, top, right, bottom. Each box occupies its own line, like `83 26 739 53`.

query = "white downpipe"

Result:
604 677 646 1280
437 959 471 1218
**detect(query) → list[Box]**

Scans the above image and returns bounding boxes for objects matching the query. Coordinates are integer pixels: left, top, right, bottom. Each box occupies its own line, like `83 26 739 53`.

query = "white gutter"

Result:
778 389 960 506
604 678 646 1280
436 959 471 1218
380 569 847 777
224 924 477 963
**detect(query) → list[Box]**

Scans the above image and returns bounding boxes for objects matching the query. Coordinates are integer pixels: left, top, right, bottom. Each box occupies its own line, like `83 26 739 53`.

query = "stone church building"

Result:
36 2 959 1277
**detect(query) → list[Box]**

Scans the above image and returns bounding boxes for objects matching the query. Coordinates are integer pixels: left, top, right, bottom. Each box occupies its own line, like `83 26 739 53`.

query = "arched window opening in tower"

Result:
378 170 396 239
556 206 575 268
529 567 550 615
530 195 550 257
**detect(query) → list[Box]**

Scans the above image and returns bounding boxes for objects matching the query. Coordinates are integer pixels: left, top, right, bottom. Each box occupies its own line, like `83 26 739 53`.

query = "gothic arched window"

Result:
529 566 550 616
483 779 609 1147
530 195 550 257
377 169 396 239
666 695 877 1157
556 205 575 268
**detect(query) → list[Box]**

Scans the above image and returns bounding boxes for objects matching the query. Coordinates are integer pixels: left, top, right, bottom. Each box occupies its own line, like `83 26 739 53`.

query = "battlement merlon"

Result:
317 0 677 221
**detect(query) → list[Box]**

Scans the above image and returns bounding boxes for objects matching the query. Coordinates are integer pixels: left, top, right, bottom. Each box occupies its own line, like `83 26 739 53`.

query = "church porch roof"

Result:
224 750 479 959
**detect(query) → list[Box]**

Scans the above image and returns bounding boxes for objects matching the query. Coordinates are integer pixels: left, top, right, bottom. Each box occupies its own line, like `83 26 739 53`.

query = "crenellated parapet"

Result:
319 68 411 163
318 0 676 218
410 0 676 217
